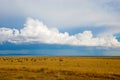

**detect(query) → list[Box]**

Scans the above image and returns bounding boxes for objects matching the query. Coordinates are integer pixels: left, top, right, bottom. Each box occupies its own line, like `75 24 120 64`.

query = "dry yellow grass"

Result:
0 56 120 80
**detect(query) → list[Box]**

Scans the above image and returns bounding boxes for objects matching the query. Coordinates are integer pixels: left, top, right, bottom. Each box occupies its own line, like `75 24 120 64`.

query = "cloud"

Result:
0 18 120 47
0 0 120 39
0 0 120 28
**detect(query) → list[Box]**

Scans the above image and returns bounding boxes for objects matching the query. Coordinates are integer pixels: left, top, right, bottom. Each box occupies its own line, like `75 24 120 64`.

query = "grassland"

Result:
0 56 120 80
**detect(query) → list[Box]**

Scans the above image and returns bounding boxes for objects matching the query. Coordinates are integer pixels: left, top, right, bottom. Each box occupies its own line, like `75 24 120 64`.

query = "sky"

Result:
0 0 120 56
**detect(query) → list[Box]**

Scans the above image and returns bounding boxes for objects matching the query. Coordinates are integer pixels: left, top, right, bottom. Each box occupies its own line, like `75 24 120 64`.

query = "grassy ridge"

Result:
0 56 120 80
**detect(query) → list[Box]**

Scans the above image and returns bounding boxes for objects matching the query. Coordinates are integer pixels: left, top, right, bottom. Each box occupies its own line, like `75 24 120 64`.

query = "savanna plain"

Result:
0 56 120 80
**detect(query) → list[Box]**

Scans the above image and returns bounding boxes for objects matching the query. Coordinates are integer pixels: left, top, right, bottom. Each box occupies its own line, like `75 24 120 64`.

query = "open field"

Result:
0 56 120 80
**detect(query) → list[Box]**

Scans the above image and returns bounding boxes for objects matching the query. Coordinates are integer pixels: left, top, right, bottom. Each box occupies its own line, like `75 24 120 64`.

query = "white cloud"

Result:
0 18 120 47
0 0 120 28
0 0 120 39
